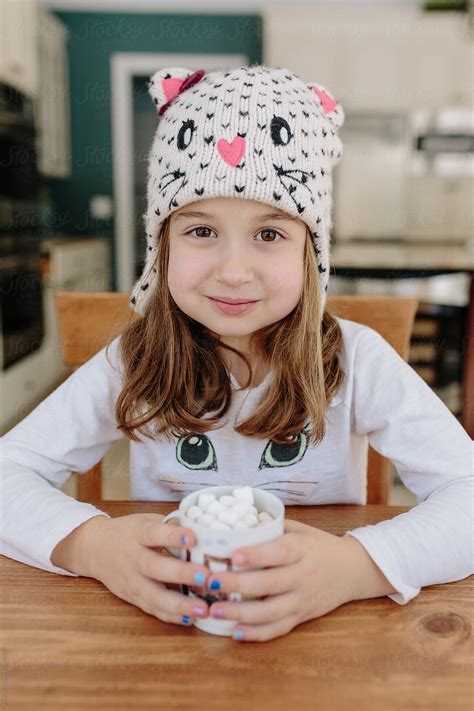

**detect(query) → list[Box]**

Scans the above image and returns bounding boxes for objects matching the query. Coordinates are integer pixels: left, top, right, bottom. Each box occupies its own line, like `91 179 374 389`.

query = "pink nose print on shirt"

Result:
217 136 246 166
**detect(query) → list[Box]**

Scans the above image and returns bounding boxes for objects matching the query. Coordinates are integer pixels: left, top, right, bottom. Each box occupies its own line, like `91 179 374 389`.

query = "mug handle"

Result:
162 510 187 560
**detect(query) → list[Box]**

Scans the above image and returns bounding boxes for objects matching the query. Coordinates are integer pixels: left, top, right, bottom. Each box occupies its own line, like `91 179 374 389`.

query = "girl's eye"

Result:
186 226 214 239
256 229 285 243
185 227 285 242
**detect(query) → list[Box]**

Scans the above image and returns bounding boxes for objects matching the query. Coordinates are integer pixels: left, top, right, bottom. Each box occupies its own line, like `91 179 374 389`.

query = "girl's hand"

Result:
205 519 356 642
54 513 212 627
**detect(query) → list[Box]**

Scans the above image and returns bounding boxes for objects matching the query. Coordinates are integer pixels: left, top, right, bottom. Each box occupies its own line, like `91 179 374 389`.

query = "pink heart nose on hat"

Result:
217 136 246 166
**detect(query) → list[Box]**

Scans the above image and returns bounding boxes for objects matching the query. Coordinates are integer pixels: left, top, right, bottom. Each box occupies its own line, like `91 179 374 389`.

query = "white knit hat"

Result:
130 63 344 316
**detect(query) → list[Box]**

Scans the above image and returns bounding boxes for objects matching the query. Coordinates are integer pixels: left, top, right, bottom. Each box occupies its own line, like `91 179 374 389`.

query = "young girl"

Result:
1 65 472 643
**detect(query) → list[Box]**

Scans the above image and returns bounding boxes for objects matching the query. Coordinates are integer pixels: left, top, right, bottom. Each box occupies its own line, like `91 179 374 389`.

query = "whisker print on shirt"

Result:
254 479 319 499
156 478 319 499
157 479 225 493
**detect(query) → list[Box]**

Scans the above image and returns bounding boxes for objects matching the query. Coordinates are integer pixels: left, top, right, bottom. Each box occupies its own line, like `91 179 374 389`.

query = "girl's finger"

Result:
139 546 209 589
231 612 301 643
210 590 297 625
207 560 300 598
231 531 302 570
140 520 195 549
284 519 310 534
138 576 209 625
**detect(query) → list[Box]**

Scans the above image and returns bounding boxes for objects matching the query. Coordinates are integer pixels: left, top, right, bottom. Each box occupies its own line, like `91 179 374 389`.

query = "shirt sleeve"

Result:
0 336 125 577
344 324 474 604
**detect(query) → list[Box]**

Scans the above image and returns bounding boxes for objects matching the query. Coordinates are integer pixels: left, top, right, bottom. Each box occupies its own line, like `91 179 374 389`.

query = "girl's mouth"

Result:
207 297 259 315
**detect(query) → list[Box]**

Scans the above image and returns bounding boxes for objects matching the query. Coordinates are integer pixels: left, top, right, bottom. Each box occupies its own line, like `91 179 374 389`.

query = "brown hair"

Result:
108 216 345 447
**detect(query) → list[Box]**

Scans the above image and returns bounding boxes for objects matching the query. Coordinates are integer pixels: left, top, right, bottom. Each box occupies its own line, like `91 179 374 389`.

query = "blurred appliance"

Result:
328 268 471 421
331 108 473 423
0 81 44 371
334 108 474 242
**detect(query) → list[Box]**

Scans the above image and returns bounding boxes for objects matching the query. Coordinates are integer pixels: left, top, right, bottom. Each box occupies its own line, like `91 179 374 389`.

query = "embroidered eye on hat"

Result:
130 63 345 317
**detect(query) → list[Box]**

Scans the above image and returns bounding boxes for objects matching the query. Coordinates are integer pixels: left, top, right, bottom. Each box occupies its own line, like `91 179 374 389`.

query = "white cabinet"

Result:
403 13 474 108
263 7 473 111
37 9 71 177
0 238 111 435
45 239 110 291
0 0 39 97
0 1 71 175
405 175 474 240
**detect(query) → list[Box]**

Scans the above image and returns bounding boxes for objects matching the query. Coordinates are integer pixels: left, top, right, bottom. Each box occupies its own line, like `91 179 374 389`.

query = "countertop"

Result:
331 239 474 271
39 234 108 253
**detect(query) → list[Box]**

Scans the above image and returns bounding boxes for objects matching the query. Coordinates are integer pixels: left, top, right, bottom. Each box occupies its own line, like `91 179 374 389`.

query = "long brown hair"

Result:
108 216 345 447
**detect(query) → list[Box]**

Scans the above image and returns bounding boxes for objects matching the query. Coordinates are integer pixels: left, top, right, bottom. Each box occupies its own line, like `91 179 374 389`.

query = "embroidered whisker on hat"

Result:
130 63 344 317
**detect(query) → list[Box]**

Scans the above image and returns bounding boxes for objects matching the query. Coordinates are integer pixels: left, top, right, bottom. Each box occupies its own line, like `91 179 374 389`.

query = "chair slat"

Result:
54 291 139 367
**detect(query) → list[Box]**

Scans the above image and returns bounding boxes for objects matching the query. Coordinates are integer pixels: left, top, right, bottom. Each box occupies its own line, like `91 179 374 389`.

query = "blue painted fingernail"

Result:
182 615 190 624
179 534 187 545
194 571 205 585
233 629 244 640
210 579 221 590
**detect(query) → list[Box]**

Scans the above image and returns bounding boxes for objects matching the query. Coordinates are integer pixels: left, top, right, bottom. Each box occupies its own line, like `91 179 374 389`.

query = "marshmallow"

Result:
210 520 232 530
233 486 254 504
206 499 226 516
232 500 252 519
198 492 216 511
220 495 237 508
242 513 259 528
185 505 202 521
186 488 275 530
196 513 214 527
218 508 241 527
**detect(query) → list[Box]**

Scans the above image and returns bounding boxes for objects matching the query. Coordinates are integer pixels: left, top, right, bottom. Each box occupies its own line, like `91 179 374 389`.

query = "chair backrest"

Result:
54 291 418 505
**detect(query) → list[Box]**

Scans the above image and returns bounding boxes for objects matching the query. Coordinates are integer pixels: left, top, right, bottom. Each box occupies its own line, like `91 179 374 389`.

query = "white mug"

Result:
162 485 285 636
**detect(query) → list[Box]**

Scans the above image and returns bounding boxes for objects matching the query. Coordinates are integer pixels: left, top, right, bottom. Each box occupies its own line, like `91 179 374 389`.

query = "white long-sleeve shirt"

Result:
1 317 472 604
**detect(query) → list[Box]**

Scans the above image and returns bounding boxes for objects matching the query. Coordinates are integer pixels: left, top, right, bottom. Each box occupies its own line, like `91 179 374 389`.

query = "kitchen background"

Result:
1 0 473 505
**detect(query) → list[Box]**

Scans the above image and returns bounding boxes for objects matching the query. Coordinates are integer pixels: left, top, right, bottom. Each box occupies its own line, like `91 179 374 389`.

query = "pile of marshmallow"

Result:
185 486 274 530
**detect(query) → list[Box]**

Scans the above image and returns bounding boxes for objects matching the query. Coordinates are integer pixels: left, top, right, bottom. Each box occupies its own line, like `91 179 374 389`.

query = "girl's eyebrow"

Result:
174 210 299 223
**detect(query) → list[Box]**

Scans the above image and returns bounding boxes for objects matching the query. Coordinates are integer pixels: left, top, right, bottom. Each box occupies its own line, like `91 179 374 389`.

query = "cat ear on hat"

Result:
147 67 205 116
307 81 345 130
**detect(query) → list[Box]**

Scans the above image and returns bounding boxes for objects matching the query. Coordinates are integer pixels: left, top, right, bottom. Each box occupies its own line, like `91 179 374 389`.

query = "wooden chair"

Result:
54 291 418 505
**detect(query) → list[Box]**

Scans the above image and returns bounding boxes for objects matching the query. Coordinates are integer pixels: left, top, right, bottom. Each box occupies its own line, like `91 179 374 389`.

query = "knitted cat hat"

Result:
130 63 344 316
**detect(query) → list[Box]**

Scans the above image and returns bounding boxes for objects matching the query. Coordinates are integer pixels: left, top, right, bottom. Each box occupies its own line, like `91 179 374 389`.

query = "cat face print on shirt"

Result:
153 422 320 504
175 424 312 472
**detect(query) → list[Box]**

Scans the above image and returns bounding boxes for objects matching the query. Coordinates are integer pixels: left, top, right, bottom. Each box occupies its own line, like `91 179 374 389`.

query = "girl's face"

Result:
167 197 307 353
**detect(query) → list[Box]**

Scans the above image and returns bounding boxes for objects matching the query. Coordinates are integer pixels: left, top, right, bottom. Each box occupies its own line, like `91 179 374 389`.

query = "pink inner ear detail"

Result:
311 86 337 114
217 136 246 167
161 77 185 103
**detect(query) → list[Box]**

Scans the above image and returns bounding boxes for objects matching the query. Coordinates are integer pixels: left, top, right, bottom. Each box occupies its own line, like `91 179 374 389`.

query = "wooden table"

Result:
1 501 473 710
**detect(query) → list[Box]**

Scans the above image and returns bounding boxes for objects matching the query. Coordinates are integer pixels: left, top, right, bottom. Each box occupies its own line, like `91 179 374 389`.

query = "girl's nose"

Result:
216 136 246 167
214 251 254 284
